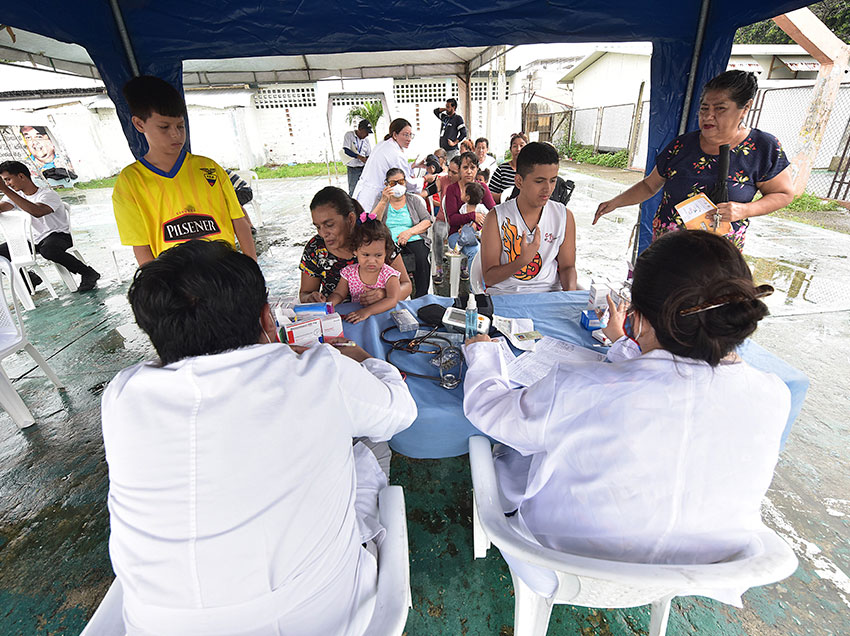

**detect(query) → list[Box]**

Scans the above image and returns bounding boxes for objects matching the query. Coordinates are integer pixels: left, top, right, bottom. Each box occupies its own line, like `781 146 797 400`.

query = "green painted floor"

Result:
0 171 848 635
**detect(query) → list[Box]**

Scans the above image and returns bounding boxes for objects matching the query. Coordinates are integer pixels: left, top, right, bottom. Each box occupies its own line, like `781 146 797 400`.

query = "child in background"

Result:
328 212 402 323
463 181 488 231
475 169 490 187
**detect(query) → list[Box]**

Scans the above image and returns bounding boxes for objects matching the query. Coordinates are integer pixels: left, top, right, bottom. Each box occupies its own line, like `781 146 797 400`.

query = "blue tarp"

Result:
5 0 812 251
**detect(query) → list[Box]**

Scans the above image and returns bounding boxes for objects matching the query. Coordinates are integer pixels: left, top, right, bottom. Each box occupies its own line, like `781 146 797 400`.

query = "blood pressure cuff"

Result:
417 303 448 326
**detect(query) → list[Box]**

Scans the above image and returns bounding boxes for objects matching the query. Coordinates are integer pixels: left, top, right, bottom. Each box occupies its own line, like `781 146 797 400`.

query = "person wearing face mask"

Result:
594 71 793 251
463 229 789 602
353 118 425 214
102 239 416 636
370 168 433 298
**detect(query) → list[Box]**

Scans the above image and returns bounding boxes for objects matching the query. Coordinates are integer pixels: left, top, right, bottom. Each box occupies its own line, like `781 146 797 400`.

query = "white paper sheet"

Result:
506 336 606 386
492 315 537 351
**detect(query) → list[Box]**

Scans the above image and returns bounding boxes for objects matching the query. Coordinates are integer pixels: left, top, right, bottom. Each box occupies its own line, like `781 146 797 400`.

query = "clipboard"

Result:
674 193 731 236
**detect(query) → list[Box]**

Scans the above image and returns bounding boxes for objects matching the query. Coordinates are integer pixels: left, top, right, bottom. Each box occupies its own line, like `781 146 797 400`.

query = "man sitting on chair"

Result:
0 160 100 292
102 240 416 636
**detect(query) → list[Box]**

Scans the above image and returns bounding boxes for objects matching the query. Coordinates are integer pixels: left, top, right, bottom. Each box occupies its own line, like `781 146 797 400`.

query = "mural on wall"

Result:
0 125 78 182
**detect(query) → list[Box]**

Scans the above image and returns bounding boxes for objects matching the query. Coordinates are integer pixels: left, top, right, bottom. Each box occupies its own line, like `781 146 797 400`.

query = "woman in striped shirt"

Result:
489 132 528 203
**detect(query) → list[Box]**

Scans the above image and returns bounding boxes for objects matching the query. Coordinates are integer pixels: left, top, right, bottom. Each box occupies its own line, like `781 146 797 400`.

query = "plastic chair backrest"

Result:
0 257 25 341
0 211 37 266
469 251 485 295
469 436 798 596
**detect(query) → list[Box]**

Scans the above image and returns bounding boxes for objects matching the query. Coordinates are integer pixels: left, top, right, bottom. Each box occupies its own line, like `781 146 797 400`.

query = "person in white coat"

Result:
463 230 789 604
101 239 417 636
353 118 424 214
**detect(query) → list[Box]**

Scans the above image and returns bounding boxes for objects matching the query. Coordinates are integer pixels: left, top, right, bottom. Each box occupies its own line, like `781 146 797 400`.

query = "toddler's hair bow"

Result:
359 211 377 223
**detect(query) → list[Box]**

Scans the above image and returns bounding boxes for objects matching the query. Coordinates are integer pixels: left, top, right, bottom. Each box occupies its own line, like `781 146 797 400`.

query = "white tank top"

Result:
486 198 567 295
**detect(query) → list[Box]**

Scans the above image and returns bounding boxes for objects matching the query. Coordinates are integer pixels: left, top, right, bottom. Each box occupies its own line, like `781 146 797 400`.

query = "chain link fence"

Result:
748 83 850 198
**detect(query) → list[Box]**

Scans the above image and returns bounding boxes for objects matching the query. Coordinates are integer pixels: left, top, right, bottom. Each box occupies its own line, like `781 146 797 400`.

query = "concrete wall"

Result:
571 53 651 109
0 74 525 181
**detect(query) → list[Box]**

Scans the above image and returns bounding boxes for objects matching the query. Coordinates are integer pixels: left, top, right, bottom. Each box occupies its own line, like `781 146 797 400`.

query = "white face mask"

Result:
391 184 406 198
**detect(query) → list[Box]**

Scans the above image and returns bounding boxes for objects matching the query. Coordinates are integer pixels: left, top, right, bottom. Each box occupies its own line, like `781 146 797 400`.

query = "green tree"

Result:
735 0 850 44
346 101 384 143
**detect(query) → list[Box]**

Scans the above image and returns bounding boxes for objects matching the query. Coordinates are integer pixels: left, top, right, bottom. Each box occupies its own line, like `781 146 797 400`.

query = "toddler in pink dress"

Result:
327 213 403 323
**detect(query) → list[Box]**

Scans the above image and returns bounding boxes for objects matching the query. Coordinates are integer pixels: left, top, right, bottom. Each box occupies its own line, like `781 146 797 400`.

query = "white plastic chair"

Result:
81 485 412 636
0 257 64 429
0 210 59 310
236 170 264 227
468 436 799 636
469 251 486 295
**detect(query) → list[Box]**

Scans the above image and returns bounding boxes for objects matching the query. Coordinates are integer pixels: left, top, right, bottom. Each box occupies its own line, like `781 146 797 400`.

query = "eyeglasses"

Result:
386 179 406 186
398 132 415 140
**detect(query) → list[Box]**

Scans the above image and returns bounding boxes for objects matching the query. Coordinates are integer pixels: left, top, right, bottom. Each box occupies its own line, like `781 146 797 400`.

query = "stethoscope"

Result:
379 324 463 386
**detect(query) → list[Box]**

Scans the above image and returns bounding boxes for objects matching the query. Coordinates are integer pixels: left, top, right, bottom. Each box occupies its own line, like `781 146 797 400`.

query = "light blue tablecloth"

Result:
339 292 808 458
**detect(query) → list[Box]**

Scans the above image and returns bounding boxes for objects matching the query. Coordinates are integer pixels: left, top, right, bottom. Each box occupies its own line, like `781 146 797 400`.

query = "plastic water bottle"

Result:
465 294 478 340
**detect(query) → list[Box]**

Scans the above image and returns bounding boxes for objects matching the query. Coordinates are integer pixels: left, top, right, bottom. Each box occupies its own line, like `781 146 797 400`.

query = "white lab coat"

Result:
102 343 417 636
463 339 790 602
353 138 418 213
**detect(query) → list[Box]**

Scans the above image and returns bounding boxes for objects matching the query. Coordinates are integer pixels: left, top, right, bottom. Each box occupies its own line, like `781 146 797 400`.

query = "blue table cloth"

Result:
338 292 808 458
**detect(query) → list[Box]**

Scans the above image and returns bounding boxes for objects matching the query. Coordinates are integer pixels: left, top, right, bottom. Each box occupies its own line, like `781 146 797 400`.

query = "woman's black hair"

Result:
352 217 395 264
309 185 365 218
128 240 268 366
384 118 412 141
449 155 462 168
459 151 479 167
465 181 485 206
631 230 769 366
703 70 758 108
385 167 405 182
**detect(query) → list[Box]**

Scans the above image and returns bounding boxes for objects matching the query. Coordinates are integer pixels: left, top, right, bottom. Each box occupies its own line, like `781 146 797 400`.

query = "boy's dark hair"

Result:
703 70 758 108
474 137 489 148
465 181 485 206
631 230 769 367
127 240 267 366
352 218 395 264
516 142 560 178
123 75 187 121
446 98 458 109
0 160 31 178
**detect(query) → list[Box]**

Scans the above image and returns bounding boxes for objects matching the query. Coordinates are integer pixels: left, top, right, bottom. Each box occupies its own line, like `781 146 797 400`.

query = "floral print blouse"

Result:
653 129 789 250
299 235 401 297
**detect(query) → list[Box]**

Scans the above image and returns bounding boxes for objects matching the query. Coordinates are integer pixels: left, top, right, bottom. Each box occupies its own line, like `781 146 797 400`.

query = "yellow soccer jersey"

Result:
112 150 244 257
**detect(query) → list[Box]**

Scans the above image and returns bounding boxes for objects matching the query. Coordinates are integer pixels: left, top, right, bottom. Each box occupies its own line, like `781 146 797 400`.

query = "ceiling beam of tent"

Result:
467 45 515 74
679 0 711 134
107 0 139 77
181 62 475 86
302 55 312 81
0 45 100 79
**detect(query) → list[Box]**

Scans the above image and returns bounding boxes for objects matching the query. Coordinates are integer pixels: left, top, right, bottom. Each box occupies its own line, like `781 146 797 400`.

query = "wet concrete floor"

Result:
0 168 847 635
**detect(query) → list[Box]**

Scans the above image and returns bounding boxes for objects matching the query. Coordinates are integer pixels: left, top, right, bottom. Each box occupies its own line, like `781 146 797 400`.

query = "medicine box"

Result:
319 313 344 338
587 280 611 312
282 318 323 347
580 309 603 330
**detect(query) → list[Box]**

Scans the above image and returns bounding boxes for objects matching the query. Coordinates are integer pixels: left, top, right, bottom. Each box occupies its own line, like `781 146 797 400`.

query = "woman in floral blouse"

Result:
594 70 794 250
299 186 411 302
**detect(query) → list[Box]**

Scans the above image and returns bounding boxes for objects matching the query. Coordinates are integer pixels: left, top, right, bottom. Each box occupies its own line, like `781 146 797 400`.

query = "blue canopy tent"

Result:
3 0 811 251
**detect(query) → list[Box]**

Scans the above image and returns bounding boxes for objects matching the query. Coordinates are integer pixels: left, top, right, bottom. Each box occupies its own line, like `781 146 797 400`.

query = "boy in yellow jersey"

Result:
112 76 256 266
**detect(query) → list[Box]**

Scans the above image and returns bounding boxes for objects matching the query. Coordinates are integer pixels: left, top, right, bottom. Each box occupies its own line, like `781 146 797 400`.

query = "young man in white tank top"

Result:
479 142 577 294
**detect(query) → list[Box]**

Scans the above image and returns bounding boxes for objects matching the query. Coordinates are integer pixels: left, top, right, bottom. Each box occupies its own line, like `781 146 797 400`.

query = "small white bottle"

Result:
464 294 478 340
